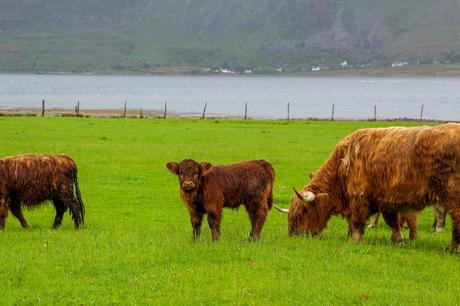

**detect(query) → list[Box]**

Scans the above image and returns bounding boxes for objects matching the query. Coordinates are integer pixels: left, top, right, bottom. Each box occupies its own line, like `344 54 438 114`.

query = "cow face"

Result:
166 159 212 193
287 189 331 236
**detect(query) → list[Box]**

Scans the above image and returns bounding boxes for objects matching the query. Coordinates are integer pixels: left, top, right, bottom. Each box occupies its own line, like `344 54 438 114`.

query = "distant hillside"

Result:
0 0 459 73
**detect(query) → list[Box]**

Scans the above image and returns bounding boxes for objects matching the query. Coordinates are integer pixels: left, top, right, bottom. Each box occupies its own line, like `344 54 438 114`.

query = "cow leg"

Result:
382 211 404 244
349 199 369 242
207 209 222 241
432 205 446 233
404 212 418 240
190 210 204 240
0 198 9 230
9 201 29 229
58 184 83 229
247 202 269 241
52 198 67 229
444 174 460 252
446 206 460 253
368 213 379 229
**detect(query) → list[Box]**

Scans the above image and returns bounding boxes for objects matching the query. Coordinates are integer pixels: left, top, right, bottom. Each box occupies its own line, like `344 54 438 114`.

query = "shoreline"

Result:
1 63 460 78
0 107 455 123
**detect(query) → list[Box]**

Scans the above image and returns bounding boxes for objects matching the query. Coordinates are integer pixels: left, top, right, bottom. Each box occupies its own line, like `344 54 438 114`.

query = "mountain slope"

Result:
0 0 459 72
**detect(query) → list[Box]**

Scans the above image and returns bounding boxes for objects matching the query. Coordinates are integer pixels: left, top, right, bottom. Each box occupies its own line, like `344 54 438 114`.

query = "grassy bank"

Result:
0 117 459 305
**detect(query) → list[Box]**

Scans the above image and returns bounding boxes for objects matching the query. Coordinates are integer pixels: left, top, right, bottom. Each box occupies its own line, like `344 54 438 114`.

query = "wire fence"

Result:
0 99 458 122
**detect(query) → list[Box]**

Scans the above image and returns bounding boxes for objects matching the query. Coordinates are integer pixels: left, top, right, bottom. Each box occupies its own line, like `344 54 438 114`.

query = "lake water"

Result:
0 73 459 120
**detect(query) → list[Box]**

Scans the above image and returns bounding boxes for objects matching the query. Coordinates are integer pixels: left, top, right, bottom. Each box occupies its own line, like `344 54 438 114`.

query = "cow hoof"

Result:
351 232 362 243
391 236 404 245
248 236 259 242
367 224 377 229
446 243 460 253
432 226 444 233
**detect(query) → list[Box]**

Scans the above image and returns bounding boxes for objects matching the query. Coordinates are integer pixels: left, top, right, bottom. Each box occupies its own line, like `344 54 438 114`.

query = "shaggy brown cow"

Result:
166 159 274 241
0 154 85 230
275 123 460 252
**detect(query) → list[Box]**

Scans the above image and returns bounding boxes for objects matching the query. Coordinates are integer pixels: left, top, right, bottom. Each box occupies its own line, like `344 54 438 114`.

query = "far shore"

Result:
1 63 460 77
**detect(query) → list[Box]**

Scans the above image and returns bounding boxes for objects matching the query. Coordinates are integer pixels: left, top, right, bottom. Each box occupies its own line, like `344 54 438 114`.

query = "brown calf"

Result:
166 159 274 241
0 154 85 230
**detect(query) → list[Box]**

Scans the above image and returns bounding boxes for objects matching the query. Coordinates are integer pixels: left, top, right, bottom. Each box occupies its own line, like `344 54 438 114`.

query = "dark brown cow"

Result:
166 159 274 241
368 205 446 234
0 154 85 230
275 123 460 252
367 211 419 240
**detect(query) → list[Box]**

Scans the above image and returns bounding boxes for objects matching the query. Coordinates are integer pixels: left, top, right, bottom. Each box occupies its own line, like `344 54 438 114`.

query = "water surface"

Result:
0 74 458 120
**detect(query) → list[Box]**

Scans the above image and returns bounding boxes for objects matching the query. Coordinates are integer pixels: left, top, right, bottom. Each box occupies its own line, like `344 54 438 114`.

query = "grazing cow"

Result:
0 154 85 230
166 159 274 241
275 123 460 252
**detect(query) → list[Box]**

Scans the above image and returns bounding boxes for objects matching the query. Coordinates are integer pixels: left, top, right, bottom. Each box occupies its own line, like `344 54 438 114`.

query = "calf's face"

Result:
166 159 212 193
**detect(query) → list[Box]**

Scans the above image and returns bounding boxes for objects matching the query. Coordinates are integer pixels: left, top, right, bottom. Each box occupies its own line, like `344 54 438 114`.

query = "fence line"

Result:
0 100 456 122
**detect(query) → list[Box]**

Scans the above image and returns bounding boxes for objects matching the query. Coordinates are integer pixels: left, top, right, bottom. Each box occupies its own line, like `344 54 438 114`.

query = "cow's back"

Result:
203 160 274 208
342 123 460 205
1 154 77 204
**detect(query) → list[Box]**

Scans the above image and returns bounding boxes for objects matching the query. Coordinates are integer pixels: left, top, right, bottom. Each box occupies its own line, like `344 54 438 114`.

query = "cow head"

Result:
288 188 333 235
166 159 212 193
274 187 333 236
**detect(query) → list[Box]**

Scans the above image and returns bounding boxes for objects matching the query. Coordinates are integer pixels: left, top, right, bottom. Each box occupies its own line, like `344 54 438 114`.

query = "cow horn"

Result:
293 187 316 203
273 204 289 214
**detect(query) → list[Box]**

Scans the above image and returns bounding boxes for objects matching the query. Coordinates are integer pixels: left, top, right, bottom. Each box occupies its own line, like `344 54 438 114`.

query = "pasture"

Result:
1 117 459 305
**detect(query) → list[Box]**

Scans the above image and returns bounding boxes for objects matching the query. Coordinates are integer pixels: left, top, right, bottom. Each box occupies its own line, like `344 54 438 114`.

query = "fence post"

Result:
420 104 424 121
331 104 335 121
41 99 45 117
374 105 377 121
202 102 207 119
163 101 167 119
244 102 248 120
123 101 127 118
76 101 80 117
140 108 143 119
287 102 290 120
288 102 290 120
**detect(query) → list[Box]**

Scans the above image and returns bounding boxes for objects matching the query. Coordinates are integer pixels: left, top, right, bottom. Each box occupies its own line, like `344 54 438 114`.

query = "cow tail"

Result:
72 169 85 227
267 162 275 210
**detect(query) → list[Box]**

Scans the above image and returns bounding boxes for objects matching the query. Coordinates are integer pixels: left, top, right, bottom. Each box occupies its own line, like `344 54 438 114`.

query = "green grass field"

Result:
1 117 459 305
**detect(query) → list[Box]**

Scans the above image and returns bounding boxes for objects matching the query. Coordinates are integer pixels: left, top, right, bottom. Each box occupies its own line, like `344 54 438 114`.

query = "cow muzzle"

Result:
181 181 196 192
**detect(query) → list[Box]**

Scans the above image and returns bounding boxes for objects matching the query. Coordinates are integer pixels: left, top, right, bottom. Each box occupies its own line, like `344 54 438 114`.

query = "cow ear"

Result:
200 162 212 175
166 162 178 175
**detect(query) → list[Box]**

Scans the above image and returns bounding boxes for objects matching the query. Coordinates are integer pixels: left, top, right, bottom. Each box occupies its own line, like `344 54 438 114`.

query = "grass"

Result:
1 117 459 305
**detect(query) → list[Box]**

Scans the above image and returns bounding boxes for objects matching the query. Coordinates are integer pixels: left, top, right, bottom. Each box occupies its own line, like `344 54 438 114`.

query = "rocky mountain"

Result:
0 0 459 72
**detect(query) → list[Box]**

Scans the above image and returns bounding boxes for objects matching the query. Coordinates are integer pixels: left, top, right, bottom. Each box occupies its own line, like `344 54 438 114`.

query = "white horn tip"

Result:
273 204 289 214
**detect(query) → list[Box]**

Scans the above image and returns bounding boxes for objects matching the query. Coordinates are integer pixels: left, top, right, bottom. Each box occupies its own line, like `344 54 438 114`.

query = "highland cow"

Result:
275 123 460 252
0 154 85 230
166 159 274 241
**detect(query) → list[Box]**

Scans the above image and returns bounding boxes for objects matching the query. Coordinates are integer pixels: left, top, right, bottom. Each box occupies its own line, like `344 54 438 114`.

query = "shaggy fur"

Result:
287 123 460 252
0 154 85 230
166 159 274 241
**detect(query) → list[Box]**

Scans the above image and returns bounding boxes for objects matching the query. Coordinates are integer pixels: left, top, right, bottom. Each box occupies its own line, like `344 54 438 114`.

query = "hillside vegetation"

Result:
0 0 459 73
